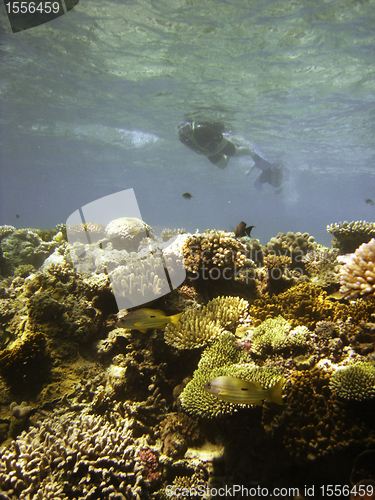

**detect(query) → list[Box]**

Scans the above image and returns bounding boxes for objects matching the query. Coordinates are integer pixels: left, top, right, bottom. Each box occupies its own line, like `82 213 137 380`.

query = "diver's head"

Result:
178 121 194 140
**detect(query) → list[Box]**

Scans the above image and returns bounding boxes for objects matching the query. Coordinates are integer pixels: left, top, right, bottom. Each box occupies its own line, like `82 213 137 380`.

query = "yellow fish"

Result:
117 308 182 333
204 376 284 406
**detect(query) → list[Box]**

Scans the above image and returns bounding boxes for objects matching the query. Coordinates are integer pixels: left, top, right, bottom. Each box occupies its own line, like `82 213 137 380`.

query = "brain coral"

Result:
164 296 249 349
182 230 246 274
327 220 375 254
179 333 283 418
329 362 375 401
339 238 375 300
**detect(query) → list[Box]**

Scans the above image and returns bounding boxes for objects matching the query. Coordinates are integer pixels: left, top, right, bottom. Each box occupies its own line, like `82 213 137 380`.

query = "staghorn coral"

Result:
339 238 375 300
182 230 246 274
329 362 375 401
0 408 148 499
248 316 309 356
179 333 283 418
164 296 249 349
327 220 375 254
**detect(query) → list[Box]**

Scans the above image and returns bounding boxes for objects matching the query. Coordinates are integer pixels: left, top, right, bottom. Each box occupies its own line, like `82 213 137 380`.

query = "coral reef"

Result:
327 220 375 254
329 362 375 401
0 228 59 276
182 230 246 274
339 238 375 299
105 217 154 252
0 408 153 499
263 366 375 462
164 296 249 349
264 231 317 266
249 282 374 329
248 316 309 356
179 333 283 418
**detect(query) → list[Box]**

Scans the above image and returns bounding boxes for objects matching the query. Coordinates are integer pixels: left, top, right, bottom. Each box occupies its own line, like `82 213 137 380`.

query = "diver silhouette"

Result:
178 121 283 189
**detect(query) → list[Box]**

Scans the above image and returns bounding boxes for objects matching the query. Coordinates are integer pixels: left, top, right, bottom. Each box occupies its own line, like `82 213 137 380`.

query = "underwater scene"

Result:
1 0 375 499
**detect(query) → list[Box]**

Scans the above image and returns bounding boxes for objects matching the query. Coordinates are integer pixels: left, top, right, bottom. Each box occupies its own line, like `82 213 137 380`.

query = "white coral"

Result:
339 238 375 299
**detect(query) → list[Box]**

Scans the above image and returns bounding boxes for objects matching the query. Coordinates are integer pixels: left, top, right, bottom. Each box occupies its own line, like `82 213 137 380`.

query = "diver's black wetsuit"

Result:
178 122 236 166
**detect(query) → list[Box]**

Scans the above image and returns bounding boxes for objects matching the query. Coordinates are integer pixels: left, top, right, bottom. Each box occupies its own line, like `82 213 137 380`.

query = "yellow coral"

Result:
182 230 246 274
164 296 249 349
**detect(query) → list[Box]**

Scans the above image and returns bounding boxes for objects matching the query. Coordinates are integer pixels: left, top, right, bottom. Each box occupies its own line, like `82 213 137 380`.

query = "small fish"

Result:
182 192 193 200
15 214 20 219
117 308 182 333
235 222 254 238
204 376 284 406
365 198 374 205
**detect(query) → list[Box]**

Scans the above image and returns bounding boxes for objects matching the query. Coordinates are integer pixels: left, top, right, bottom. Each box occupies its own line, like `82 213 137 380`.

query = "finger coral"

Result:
164 296 249 349
329 362 375 401
339 238 375 299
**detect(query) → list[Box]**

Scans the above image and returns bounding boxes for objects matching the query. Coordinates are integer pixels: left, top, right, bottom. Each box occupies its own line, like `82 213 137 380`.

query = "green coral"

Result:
329 362 375 401
179 333 283 418
249 316 309 355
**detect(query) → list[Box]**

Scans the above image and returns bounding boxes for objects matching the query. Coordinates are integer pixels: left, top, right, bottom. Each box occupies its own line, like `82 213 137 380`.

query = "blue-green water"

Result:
1 0 374 245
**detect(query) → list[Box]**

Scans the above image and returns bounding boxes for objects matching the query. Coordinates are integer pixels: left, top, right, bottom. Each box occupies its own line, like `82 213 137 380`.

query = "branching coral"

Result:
329 362 375 401
339 238 375 300
179 333 283 418
164 296 249 349
327 220 375 254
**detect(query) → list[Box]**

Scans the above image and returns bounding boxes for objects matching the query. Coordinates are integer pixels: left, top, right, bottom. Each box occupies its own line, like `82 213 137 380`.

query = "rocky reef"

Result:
0 220 375 499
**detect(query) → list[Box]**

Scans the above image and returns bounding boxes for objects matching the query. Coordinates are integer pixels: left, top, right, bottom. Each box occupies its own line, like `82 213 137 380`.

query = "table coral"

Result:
339 238 375 299
329 362 375 401
164 296 249 349
327 220 375 254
